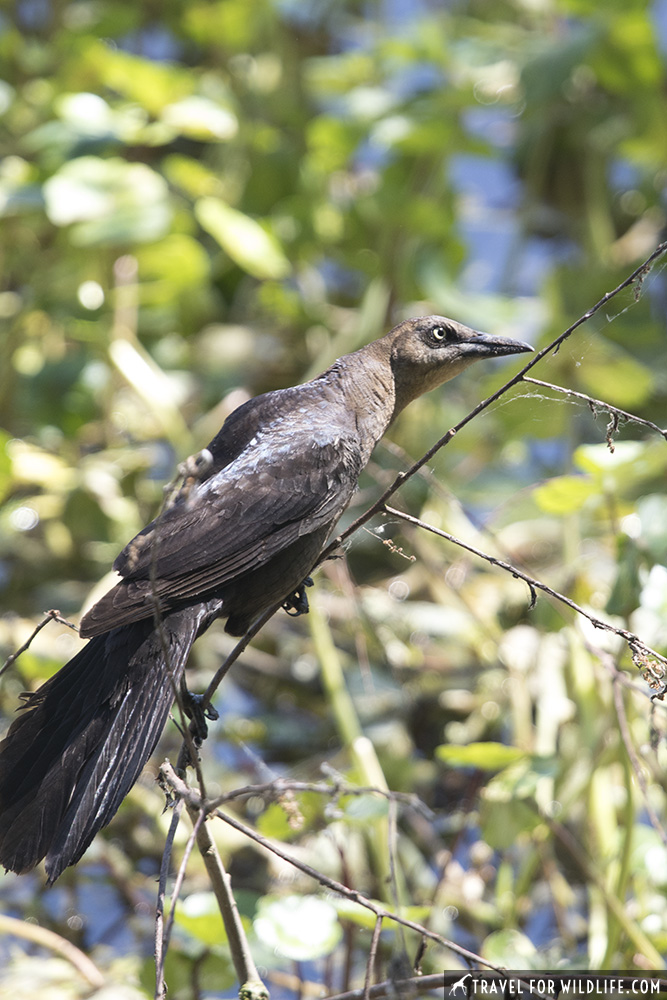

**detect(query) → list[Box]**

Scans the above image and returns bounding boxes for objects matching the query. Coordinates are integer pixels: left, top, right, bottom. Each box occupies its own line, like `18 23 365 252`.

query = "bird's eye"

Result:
431 326 447 342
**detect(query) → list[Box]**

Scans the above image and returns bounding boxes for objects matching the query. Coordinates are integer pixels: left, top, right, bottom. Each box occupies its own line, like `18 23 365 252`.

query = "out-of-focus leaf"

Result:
636 495 667 563
85 41 194 114
253 895 342 961
6 440 76 491
0 431 13 502
108 338 192 450
176 892 230 947
481 928 538 967
436 742 526 771
344 793 389 822
532 474 597 514
577 345 654 409
43 157 171 245
195 197 291 279
135 234 210 300
160 96 238 142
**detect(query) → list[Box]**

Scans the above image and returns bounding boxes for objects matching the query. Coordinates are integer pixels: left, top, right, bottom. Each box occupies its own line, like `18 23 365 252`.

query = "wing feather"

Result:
81 415 361 637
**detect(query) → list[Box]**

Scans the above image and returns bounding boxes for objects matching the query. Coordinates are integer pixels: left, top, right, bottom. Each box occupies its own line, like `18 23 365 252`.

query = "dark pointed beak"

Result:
461 330 533 359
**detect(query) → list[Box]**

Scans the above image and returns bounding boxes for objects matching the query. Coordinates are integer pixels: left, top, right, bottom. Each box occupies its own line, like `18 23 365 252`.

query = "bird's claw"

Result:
282 576 314 617
180 685 219 746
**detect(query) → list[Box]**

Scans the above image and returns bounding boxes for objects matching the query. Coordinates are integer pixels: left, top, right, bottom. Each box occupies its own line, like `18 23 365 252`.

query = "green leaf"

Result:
195 197 291 280
532 474 597 515
175 892 230 948
482 928 538 967
160 96 238 142
435 742 526 771
253 895 342 961
43 157 171 245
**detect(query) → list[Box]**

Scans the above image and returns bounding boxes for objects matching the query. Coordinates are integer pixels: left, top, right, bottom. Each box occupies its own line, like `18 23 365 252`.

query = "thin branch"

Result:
199 599 285 711
206 777 434 821
0 609 78 680
363 916 384 1000
521 376 667 447
382 504 667 681
328 971 446 1000
320 241 667 561
160 763 507 976
155 798 184 999
182 791 269 999
156 805 207 999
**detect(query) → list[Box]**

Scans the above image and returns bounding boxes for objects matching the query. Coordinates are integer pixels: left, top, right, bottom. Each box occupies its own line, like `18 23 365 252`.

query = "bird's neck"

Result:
322 345 397 461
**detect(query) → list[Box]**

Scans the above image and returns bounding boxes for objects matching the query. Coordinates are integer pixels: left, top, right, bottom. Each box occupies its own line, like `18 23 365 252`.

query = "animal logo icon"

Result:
449 973 472 995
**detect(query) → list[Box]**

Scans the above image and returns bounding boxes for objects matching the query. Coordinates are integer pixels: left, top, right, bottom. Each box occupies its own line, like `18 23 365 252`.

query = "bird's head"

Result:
385 315 532 415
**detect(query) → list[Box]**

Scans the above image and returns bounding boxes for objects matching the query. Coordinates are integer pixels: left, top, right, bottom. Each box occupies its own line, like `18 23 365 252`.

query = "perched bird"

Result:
0 316 531 881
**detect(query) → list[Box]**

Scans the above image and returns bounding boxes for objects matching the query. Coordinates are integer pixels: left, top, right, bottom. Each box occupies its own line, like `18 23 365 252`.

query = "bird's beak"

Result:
460 330 533 359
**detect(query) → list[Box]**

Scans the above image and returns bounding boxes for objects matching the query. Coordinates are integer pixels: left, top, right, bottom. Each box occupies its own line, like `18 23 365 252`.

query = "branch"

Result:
521 376 667 449
382 504 667 687
184 794 268 1000
205 775 434 821
0 609 78 680
160 764 509 976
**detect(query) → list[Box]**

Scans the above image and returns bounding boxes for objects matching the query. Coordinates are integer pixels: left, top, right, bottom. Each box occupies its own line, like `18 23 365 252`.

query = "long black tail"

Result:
0 608 206 883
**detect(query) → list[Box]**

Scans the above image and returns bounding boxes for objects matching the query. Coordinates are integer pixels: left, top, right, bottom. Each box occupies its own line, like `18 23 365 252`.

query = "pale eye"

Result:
431 326 447 341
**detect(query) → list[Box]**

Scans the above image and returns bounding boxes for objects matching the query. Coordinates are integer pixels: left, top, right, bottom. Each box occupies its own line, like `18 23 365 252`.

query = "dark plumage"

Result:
0 316 531 881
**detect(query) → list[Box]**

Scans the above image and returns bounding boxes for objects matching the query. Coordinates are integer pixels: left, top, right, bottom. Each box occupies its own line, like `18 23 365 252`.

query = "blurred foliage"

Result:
1 0 667 997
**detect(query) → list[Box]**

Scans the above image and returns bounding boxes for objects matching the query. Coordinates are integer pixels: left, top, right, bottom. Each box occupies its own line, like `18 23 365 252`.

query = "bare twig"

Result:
155 803 207 1000
326 971 446 1000
182 781 269 999
0 609 78 680
382 504 667 678
363 916 384 1000
160 763 506 975
155 799 185 999
206 777 434 821
200 599 285 711
521 376 667 448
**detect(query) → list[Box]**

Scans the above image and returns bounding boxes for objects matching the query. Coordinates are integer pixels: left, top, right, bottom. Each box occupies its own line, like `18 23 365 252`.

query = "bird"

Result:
0 315 531 882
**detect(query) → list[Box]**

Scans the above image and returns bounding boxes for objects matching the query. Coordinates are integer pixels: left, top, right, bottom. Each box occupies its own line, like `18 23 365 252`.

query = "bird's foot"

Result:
180 683 219 746
282 576 314 617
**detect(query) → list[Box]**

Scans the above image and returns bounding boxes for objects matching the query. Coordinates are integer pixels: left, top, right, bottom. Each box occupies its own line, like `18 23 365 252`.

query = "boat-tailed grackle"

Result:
0 315 531 881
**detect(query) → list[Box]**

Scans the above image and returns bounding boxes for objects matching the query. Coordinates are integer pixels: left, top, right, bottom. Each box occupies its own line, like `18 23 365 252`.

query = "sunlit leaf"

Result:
436 742 526 771
195 197 291 279
532 474 597 515
253 895 342 961
43 157 171 245
482 928 538 966
176 892 230 947
160 96 238 142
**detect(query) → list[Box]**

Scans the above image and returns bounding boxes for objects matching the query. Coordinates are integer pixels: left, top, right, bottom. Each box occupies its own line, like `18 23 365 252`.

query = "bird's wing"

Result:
80 421 360 635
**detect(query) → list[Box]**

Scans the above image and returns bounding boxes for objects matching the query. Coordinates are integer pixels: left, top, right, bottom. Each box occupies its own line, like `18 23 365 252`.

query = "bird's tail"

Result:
0 609 203 883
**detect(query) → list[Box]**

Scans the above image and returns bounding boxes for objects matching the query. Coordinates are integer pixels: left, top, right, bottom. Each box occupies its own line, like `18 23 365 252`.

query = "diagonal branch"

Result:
382 503 667 686
521 376 667 447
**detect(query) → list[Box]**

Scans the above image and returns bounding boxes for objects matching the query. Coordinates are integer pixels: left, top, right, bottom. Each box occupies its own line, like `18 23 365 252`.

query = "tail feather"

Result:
0 609 206 882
